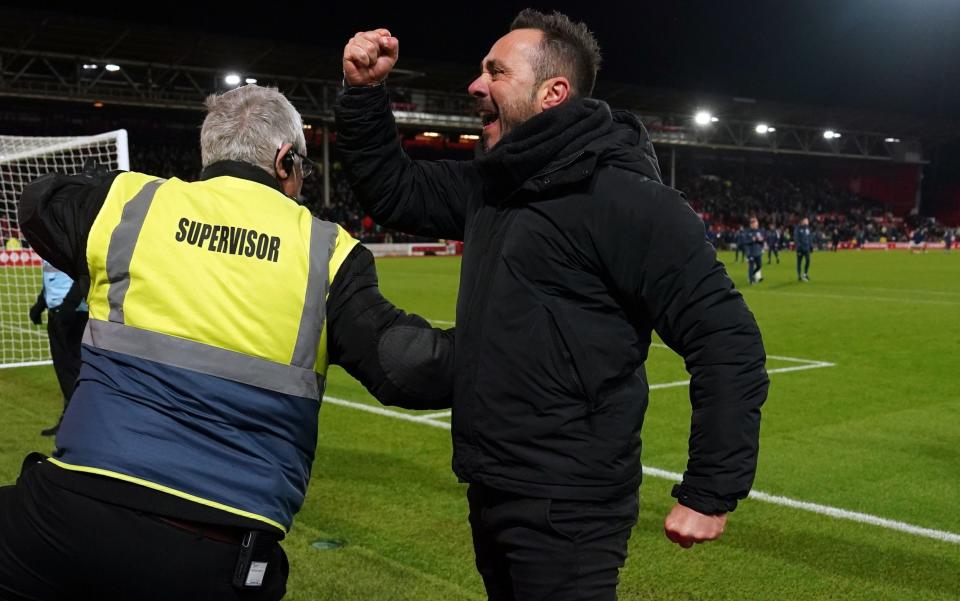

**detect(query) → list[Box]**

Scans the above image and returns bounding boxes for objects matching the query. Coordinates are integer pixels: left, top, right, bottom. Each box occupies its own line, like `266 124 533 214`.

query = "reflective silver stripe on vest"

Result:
105 179 165 323
83 319 322 399
290 218 337 368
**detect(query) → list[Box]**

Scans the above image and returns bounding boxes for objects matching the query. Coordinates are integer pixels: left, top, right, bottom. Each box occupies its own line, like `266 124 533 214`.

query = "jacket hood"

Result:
475 98 662 199
589 109 662 183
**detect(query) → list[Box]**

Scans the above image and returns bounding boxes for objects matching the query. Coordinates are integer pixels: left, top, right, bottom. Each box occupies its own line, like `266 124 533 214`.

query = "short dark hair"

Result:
510 9 601 98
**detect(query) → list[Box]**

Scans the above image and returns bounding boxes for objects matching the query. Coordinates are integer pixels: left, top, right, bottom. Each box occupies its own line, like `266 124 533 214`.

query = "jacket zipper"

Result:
462 208 520 461
529 151 587 183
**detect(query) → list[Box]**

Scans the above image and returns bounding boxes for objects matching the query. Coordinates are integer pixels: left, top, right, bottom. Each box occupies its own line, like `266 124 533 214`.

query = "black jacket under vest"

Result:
336 85 769 514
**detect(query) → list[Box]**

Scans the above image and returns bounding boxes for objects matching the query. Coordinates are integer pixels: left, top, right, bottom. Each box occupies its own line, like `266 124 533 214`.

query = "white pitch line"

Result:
420 410 452 420
762 290 960 306
440 335 834 369
0 359 52 370
830 285 960 298
649 342 836 380
323 396 960 545
427 319 455 326
746 490 960 545
421 327 834 390
641 466 960 544
652 343 834 368
647 362 832 391
766 355 835 366
323 396 451 430
765 364 835 375
648 379 692 390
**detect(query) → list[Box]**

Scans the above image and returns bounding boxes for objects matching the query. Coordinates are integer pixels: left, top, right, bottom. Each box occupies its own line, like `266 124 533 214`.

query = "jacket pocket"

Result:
542 304 597 413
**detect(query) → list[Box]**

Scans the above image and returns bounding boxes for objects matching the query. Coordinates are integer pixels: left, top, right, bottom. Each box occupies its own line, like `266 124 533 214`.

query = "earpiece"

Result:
276 145 294 180
280 151 294 176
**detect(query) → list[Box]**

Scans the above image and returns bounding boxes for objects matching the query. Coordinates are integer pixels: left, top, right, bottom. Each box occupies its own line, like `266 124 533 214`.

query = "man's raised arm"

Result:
335 29 477 240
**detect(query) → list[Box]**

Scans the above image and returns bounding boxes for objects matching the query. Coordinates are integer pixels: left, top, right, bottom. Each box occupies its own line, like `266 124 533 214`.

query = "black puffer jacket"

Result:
336 85 768 513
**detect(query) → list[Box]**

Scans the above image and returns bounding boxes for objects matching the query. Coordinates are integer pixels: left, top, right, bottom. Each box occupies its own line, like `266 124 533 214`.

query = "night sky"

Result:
19 0 960 120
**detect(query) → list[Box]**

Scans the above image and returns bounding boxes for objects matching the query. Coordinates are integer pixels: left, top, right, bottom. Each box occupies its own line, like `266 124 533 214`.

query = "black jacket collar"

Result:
474 99 662 201
475 98 611 198
199 160 284 194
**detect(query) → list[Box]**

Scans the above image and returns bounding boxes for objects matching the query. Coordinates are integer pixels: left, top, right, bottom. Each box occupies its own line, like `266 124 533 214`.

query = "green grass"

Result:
0 265 49 365
2 249 959 600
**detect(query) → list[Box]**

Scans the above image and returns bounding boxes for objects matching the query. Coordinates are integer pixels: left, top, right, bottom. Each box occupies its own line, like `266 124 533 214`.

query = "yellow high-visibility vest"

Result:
50 170 356 532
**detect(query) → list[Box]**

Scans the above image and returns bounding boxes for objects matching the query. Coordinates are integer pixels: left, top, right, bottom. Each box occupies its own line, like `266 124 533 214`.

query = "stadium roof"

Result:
1 8 958 147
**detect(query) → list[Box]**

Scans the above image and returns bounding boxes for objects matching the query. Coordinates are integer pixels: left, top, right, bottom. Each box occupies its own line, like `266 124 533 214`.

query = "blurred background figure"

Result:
29 259 88 436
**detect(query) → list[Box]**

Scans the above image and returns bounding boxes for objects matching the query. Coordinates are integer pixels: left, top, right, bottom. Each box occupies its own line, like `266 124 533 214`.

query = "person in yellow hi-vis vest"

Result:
3 84 454 601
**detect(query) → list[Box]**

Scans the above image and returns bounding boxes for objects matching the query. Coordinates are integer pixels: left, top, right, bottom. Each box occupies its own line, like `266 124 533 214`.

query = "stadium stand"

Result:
0 7 956 244
120 140 955 249
681 172 955 248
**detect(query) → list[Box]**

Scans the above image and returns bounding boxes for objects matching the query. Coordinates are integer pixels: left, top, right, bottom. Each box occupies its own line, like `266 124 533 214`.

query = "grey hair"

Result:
200 84 306 174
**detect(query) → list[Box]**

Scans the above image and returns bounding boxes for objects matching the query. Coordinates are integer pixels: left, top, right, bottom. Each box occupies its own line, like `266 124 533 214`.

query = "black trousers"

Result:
747 255 763 283
467 484 638 601
0 455 288 601
797 250 811 277
46 308 87 405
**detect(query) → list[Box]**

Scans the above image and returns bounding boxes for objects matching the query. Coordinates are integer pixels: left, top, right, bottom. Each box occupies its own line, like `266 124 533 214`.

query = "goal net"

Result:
0 130 129 368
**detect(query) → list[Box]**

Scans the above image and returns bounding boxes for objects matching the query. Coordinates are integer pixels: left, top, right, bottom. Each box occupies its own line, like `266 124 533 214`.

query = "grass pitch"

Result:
2 249 958 600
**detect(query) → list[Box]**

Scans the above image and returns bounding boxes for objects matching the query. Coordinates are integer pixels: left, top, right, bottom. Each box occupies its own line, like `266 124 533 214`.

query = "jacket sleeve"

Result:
18 171 120 282
61 280 86 311
326 244 454 410
334 85 473 240
594 181 769 514
33 289 47 310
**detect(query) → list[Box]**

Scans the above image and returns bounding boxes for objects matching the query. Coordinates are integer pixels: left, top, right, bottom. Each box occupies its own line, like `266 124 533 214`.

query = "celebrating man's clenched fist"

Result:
663 503 727 549
343 29 399 87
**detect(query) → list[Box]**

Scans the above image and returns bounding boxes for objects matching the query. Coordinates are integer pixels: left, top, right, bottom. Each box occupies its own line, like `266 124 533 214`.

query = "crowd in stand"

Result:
127 144 432 244
680 173 957 250
300 160 436 244
128 145 202 183
8 143 956 251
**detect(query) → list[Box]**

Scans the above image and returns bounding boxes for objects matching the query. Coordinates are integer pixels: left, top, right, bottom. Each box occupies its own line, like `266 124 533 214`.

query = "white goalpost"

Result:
0 130 129 368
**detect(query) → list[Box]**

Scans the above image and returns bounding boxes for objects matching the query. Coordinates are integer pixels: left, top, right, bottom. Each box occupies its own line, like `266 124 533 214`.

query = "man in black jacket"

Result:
746 216 766 284
795 217 814 281
338 10 768 600
766 223 782 265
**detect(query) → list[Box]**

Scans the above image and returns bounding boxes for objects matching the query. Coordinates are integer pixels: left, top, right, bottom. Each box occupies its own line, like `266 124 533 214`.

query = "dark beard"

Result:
473 97 617 196
478 92 539 154
479 131 493 155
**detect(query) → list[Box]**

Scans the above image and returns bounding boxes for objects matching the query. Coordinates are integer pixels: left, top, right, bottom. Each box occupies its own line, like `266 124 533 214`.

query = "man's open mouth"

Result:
480 112 499 128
